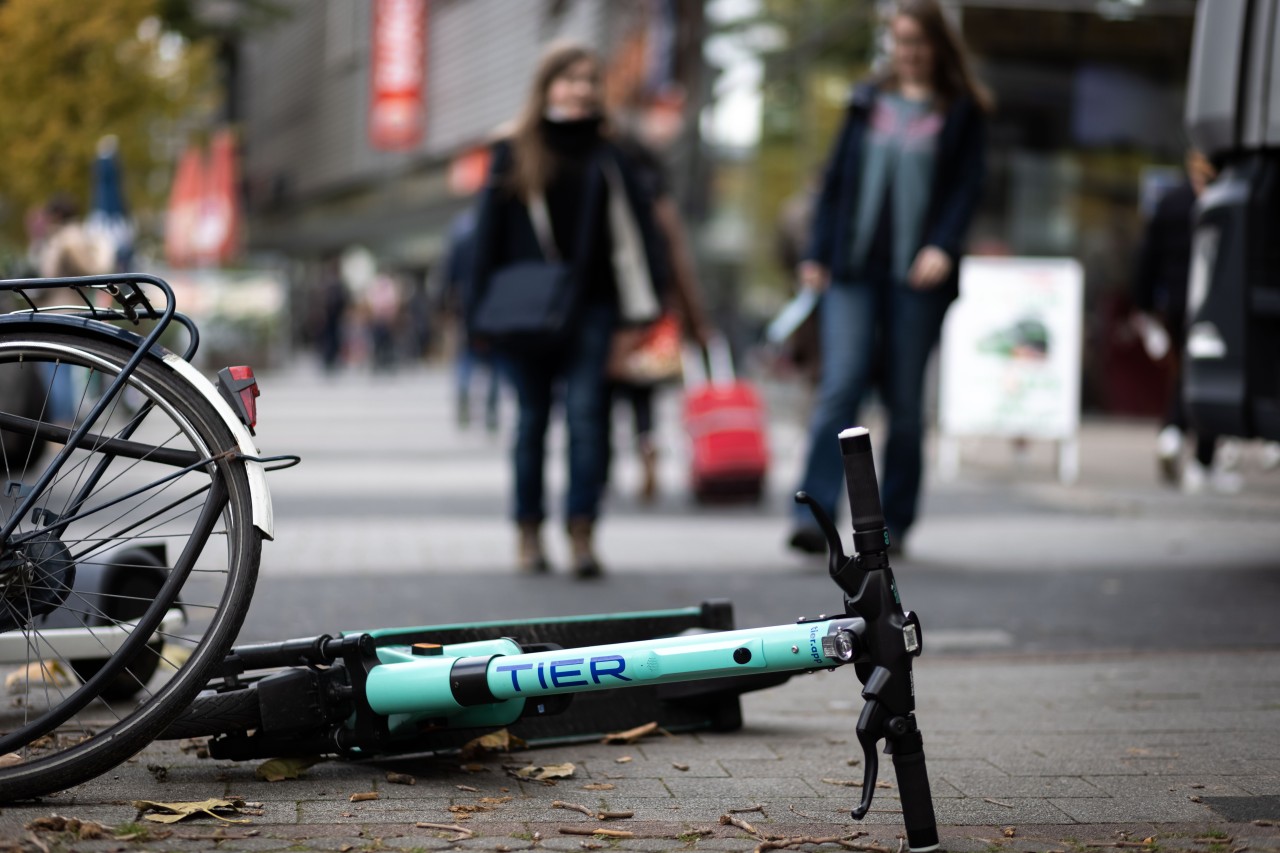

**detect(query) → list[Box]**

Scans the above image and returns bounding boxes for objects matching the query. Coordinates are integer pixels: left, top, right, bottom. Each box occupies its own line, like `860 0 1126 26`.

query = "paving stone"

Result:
1047 795 1217 822
581 758 729 780
548 778 672 800
275 838 382 852
1236 775 1280 795
946 775 1107 798
933 796 1079 824
297 797 454 823
690 840 768 851
1085 775 1254 797
662 777 821 800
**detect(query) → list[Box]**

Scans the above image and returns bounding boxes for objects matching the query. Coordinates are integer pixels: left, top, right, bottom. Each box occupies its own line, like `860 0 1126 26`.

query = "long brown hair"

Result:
886 0 994 113
508 42 604 200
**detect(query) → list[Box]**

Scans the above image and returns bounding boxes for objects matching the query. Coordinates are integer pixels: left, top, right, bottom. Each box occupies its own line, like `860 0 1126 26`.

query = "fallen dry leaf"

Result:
479 796 513 804
450 804 491 815
1004 827 1017 838
5 660 72 693
349 792 379 803
25 815 111 839
514 762 576 781
672 762 690 771
178 739 210 759
459 763 490 773
132 798 251 825
255 756 321 782
602 721 659 745
461 728 527 759
456 784 480 792
385 771 416 786
614 756 633 764
581 783 615 791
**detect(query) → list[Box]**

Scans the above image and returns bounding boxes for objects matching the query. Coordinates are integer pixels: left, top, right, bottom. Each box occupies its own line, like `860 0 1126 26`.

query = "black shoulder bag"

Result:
470 154 599 351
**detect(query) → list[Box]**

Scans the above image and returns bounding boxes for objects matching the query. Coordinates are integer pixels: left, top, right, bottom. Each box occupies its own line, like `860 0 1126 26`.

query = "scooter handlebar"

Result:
839 427 892 554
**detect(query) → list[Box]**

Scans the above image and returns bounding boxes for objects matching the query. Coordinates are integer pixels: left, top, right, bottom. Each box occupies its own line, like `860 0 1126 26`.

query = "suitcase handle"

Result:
681 334 735 389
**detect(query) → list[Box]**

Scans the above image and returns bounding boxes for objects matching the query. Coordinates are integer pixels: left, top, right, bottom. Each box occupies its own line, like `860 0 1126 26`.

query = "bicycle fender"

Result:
0 314 274 539
162 353 274 540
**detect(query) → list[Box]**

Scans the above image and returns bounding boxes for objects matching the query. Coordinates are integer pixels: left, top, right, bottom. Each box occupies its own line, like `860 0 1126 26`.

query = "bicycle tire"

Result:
0 326 260 800
159 686 260 740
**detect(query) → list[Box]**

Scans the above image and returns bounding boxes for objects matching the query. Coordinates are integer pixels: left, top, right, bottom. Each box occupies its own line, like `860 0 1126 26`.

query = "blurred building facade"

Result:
229 0 1199 412
231 0 705 271
956 0 1197 414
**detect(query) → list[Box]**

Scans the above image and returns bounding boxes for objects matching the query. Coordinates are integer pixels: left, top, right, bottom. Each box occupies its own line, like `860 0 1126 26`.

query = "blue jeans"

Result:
502 303 614 524
792 279 951 539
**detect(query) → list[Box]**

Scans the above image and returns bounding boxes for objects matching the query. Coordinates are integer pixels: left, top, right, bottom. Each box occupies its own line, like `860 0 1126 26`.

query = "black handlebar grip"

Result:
891 734 940 853
839 427 889 551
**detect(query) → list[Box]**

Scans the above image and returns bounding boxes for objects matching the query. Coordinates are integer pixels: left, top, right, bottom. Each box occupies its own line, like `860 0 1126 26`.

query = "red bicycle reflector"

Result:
217 365 260 431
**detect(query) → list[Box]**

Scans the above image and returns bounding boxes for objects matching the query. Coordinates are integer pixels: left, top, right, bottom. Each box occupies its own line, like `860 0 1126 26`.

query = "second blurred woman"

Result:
788 0 991 555
468 42 667 578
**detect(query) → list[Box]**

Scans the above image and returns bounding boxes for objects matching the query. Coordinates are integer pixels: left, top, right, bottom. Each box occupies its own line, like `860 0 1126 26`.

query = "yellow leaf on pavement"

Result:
5 660 72 693
255 756 321 782
132 798 251 824
514 762 576 781
461 728 526 759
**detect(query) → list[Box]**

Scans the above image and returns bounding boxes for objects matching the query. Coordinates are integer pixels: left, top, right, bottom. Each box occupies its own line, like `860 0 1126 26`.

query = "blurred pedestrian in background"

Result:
1132 149 1239 493
787 0 991 556
36 193 114 281
468 42 667 577
440 206 502 432
603 135 711 503
365 267 403 372
32 192 115 423
313 255 350 374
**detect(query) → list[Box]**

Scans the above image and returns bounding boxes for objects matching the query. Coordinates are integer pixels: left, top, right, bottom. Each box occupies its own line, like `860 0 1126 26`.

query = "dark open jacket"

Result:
466 134 668 336
804 82 987 301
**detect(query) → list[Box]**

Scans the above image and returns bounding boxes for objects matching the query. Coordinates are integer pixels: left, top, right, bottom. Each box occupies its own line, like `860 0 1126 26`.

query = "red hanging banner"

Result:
370 0 428 151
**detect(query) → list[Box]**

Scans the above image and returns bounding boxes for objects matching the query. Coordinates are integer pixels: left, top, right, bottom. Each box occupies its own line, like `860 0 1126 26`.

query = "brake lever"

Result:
794 491 847 576
852 697 885 818
850 665 891 818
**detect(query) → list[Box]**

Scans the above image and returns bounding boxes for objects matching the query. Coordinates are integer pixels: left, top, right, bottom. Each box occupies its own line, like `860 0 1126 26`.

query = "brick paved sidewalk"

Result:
2 650 1276 852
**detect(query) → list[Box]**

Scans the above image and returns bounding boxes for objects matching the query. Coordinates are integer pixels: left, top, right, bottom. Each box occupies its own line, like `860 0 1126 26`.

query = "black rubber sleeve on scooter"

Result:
450 656 499 706
892 734 940 852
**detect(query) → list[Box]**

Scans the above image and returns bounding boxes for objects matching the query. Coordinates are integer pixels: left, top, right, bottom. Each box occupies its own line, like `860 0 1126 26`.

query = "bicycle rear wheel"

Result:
0 325 260 799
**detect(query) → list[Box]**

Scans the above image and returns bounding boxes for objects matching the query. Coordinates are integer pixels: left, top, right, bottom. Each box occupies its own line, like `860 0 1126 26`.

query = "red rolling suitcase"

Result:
682 337 769 503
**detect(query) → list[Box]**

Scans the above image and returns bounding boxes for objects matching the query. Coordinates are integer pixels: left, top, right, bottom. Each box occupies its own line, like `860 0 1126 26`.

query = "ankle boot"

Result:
567 517 602 579
517 521 549 573
639 440 659 503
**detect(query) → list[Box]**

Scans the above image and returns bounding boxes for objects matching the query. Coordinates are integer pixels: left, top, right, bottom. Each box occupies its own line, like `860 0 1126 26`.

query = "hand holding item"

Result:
907 246 952 289
798 260 831 292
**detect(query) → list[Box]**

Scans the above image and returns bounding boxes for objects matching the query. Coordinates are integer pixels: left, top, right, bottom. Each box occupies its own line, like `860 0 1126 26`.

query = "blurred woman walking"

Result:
468 42 667 577
788 0 991 556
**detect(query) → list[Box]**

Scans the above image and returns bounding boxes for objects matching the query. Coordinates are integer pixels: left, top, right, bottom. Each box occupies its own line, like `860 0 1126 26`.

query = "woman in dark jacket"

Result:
788 0 991 555
469 42 667 577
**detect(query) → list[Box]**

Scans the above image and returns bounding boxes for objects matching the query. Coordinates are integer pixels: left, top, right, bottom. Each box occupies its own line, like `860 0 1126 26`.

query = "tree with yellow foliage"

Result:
0 0 213 251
